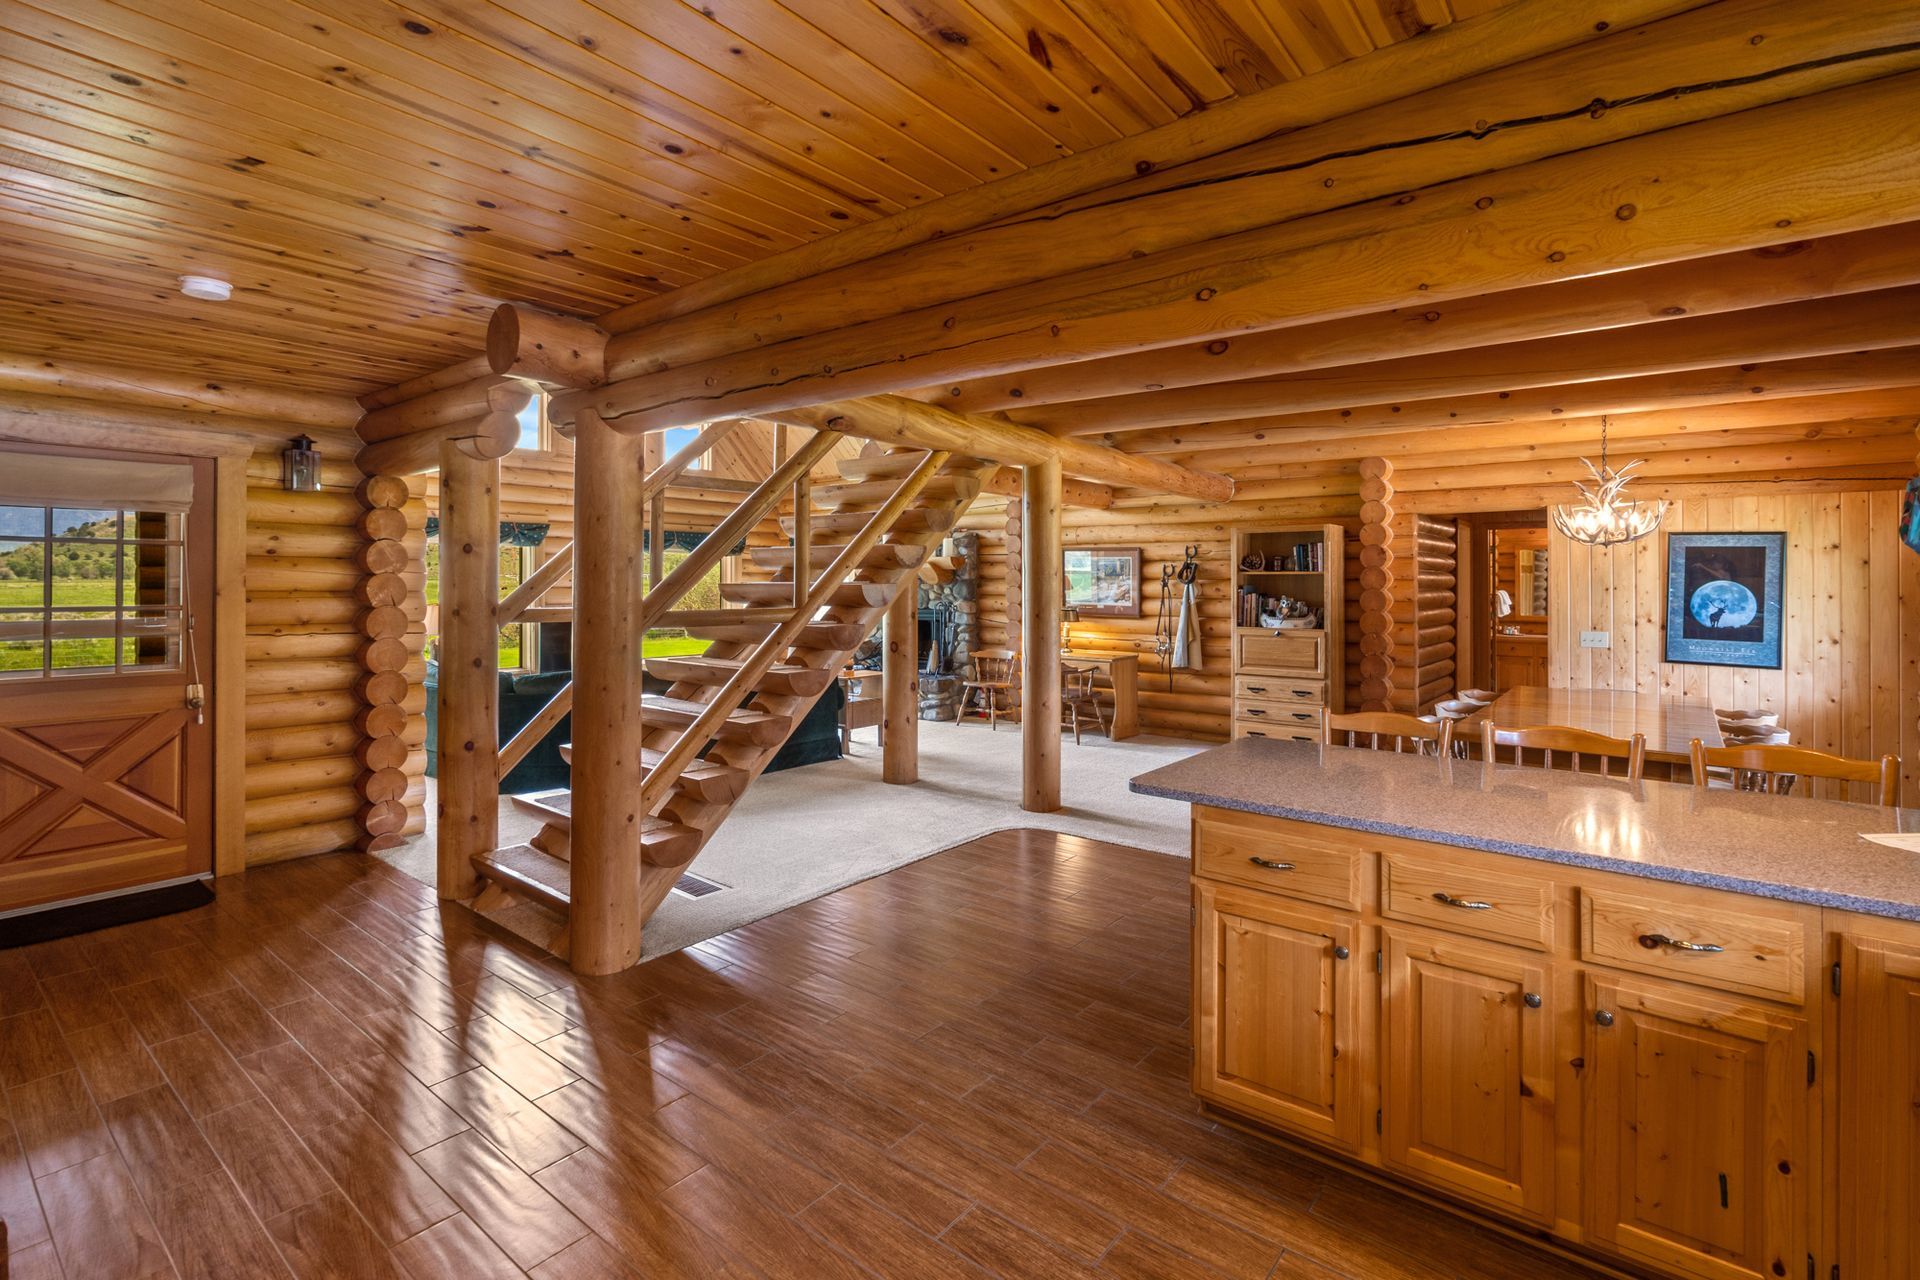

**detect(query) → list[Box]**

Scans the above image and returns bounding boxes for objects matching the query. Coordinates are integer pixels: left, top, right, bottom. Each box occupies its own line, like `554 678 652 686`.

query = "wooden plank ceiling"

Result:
0 0 1479 395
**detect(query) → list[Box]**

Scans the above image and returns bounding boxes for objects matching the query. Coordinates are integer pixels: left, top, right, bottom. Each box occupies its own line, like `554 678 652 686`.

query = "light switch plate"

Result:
1580 630 1610 649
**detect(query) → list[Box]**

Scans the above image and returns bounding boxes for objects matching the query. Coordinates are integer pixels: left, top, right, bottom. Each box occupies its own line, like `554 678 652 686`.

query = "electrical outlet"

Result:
1580 630 1611 650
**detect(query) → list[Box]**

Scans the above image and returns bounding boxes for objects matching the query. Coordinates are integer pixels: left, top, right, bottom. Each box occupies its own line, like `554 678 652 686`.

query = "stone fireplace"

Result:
844 531 979 721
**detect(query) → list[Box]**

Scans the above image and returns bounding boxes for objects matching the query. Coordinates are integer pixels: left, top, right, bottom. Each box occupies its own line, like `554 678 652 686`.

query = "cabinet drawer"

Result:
1236 629 1325 675
1233 722 1320 743
1195 810 1362 910
1234 675 1325 705
1380 851 1554 951
1237 701 1323 732
1580 887 1808 1003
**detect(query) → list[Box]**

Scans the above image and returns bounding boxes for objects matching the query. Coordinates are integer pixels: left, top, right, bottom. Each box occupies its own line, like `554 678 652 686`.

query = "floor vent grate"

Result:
672 872 728 899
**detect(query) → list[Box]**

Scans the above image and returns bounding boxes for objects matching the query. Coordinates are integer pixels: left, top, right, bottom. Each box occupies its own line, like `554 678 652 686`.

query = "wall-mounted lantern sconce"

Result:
282 435 321 492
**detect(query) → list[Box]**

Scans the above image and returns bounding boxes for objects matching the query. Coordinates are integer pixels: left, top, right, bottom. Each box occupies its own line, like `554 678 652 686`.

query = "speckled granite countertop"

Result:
1130 738 1920 921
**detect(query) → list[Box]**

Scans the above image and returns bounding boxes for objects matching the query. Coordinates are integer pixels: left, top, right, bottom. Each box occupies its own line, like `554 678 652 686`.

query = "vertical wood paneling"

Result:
1550 489 1920 804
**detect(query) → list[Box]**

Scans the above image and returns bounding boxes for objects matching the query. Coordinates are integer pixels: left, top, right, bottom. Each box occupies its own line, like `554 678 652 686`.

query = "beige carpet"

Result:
381 720 1203 958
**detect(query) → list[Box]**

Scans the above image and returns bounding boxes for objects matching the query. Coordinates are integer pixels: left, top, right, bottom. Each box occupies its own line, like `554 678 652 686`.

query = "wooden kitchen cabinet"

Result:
1583 973 1809 1280
1193 877 1363 1152
1380 927 1554 1223
1835 932 1920 1280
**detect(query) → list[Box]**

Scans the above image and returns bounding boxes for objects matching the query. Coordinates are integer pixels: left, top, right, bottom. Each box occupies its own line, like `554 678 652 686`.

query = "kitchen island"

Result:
1130 738 1920 1280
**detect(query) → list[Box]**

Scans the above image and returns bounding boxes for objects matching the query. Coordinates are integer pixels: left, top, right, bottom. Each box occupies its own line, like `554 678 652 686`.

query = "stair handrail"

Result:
637 449 952 815
635 429 843 632
497 418 754 780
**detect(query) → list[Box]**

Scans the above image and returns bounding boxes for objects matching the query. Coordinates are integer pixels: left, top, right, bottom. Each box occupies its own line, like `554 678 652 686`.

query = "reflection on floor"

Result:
0 830 1609 1279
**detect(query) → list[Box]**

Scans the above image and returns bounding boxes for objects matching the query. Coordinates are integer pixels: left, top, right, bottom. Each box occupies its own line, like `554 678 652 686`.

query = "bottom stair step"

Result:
472 843 570 913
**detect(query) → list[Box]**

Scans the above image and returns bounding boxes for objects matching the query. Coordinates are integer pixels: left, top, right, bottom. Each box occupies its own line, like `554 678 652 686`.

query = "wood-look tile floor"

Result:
0 829 1610 1280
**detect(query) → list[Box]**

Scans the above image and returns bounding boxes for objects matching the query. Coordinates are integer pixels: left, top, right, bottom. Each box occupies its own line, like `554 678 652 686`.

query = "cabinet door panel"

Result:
1584 975 1807 1280
1194 880 1361 1151
1382 929 1553 1223
1837 934 1920 1279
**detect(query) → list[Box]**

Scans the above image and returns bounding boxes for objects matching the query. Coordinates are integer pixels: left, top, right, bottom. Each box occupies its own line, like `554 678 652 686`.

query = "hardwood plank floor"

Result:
0 830 1611 1279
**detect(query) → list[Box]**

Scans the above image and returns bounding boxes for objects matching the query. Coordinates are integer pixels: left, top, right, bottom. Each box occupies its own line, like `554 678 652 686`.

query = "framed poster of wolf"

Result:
1663 532 1786 669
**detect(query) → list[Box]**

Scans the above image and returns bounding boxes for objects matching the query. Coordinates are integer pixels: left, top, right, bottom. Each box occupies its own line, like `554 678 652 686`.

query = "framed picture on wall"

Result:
1063 546 1142 618
1662 532 1785 669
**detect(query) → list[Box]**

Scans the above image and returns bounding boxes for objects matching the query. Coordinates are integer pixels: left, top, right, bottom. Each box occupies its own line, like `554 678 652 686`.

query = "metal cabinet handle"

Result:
1523 993 1542 1009
1246 685 1268 694
1638 932 1725 954
1594 1009 1615 1027
1290 712 1314 721
1247 856 1295 871
1247 708 1267 717
1431 892 1494 911
1333 945 1350 960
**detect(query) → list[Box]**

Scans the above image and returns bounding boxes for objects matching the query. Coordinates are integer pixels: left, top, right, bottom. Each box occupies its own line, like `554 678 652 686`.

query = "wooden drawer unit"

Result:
1194 808 1363 910
1232 722 1320 743
1235 628 1326 676
1233 675 1324 705
1235 700 1323 733
1579 886 1808 1003
1380 849 1555 951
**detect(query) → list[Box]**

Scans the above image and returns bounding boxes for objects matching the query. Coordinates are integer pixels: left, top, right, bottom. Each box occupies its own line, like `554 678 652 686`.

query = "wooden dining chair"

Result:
1481 723 1646 782
1323 711 1453 757
1688 739 1899 807
1060 664 1107 744
958 649 1020 729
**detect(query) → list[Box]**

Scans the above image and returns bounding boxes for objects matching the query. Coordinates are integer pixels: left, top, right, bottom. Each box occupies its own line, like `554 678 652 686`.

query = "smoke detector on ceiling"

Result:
179 275 233 301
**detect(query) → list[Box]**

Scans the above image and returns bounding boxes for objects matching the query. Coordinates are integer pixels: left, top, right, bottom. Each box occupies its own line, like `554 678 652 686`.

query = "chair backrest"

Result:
1689 740 1898 807
1060 664 1096 698
1323 711 1453 757
1482 722 1646 781
968 649 1019 684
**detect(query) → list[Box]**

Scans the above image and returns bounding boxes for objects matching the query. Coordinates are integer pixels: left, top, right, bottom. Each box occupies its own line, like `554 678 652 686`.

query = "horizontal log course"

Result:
0 353 361 427
358 376 535 441
246 658 363 698
571 74 1920 432
245 819 363 865
356 409 520 476
245 785 360 834
246 755 359 801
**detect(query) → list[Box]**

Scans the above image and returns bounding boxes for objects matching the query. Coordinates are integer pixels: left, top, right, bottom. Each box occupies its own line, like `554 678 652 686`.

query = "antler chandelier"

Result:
1550 416 1668 546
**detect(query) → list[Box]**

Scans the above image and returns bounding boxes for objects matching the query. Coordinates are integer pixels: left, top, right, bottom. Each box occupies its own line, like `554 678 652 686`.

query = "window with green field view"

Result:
0 505 186 677
423 538 530 670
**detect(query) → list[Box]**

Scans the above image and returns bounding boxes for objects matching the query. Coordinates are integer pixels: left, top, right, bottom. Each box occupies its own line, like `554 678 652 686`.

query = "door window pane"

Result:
0 497 186 677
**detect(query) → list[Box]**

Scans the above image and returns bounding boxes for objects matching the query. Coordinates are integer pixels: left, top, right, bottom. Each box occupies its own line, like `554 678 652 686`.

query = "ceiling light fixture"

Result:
179 275 232 301
1550 415 1668 547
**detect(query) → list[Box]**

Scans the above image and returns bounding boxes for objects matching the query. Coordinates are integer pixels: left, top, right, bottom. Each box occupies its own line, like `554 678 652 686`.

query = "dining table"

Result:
1456 685 1725 767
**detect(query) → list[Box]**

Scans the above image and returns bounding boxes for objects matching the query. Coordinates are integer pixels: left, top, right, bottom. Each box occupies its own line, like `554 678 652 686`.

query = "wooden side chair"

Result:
1061 663 1107 744
1689 740 1898 807
1482 723 1646 782
958 649 1020 729
1323 711 1453 757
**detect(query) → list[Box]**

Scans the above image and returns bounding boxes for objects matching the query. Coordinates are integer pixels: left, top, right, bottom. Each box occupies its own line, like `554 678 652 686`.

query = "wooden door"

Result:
1835 934 1920 1279
1193 879 1363 1151
0 451 214 912
1584 974 1808 1280
1381 928 1554 1223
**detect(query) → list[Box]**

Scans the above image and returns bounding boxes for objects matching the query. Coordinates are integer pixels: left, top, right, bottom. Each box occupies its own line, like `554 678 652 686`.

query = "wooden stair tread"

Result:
747 542 928 570
546 751 748 803
678 619 869 651
641 693 792 745
832 451 981 481
721 580 896 609
779 507 954 537
471 843 570 913
814 475 977 509
647 654 835 697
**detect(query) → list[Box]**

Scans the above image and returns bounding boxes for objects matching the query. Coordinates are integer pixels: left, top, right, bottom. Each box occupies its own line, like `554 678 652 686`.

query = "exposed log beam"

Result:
591 0 1713 350
355 409 520 477
572 74 1920 434
1390 434 1915 492
1397 473 1909 512
917 222 1920 414
1033 287 1920 438
358 356 493 411
487 302 608 389
0 351 361 428
360 377 534 442
982 467 1114 509
1125 352 1920 462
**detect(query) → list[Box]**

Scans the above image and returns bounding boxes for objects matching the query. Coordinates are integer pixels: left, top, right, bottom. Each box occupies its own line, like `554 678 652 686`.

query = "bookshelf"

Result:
1230 524 1345 740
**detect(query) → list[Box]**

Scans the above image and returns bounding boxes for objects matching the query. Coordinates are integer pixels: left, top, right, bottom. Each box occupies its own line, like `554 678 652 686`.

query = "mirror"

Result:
1514 548 1548 617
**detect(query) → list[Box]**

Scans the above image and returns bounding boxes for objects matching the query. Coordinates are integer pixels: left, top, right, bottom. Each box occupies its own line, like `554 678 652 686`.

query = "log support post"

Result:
570 409 648 974
1022 457 1062 813
435 444 500 898
883 582 919 785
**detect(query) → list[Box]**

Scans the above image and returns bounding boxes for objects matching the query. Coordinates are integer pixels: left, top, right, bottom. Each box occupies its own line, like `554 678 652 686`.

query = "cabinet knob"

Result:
1523 993 1542 1009
1594 1010 1615 1027
1333 945 1350 960
1247 856 1295 872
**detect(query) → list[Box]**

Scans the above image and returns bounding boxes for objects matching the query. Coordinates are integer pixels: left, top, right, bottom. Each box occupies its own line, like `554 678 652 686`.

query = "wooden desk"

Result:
1058 650 1139 740
1459 685 1724 765
838 669 885 751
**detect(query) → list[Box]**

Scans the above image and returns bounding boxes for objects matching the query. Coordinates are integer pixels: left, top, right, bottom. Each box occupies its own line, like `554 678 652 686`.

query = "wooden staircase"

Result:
468 445 990 959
